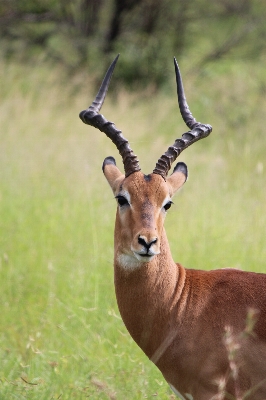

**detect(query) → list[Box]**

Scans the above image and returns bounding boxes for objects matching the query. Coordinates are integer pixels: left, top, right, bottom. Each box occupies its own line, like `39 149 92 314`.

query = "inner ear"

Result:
167 162 188 195
102 156 124 193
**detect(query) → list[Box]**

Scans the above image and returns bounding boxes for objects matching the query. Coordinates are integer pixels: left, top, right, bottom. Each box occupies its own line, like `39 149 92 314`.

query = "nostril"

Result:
138 236 158 250
138 236 148 248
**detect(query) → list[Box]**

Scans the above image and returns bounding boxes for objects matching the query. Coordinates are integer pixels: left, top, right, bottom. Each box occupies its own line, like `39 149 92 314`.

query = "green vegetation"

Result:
1 0 266 88
1 53 266 399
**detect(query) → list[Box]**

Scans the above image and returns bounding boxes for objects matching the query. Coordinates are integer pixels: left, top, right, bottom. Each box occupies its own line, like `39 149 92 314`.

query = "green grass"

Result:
0 57 266 399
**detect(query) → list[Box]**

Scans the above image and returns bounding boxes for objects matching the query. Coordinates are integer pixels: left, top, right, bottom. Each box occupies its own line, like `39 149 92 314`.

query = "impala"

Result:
79 56 266 400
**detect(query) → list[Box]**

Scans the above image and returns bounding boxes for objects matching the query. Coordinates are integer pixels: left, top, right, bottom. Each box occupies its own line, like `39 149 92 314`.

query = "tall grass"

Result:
0 57 266 399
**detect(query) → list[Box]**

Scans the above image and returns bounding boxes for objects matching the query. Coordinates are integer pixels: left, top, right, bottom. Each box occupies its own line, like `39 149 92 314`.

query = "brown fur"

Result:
103 167 266 400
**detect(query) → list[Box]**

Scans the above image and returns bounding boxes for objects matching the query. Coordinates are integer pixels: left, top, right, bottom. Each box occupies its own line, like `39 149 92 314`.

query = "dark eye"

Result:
163 201 173 211
116 196 129 207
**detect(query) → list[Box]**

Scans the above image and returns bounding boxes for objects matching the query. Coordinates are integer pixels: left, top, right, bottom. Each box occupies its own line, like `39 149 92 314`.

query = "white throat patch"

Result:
117 253 143 271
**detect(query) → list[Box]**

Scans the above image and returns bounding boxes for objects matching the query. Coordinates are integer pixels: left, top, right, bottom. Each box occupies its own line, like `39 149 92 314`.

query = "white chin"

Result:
117 253 155 271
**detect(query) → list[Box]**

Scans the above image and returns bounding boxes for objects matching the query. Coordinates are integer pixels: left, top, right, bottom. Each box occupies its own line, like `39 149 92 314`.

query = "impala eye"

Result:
163 201 173 211
116 195 129 207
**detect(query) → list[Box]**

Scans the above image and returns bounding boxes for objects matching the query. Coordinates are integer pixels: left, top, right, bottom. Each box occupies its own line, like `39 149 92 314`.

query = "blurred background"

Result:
1 0 266 87
0 1 266 399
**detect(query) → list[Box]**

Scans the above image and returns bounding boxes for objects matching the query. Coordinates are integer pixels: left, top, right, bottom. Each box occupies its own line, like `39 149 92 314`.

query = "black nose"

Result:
138 236 157 250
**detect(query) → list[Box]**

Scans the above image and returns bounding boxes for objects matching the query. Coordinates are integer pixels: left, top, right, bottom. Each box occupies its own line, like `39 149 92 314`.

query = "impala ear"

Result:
167 162 188 195
102 156 125 193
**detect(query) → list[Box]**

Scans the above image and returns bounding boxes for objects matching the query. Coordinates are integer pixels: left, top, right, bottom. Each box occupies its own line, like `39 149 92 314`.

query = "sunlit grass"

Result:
0 57 265 398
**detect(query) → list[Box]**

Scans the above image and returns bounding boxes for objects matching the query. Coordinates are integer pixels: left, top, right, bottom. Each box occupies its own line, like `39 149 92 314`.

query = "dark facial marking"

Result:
144 174 152 182
141 199 153 226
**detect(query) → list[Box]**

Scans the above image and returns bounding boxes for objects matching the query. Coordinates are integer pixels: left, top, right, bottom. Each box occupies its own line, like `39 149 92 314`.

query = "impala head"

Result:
79 55 212 267
103 159 188 265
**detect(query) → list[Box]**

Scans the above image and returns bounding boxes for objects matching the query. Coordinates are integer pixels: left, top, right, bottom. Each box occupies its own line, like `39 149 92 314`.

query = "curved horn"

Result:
79 55 140 177
153 58 212 180
174 58 198 130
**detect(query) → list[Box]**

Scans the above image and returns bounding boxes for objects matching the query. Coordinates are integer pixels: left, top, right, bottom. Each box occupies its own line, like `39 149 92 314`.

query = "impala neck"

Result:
114 226 186 360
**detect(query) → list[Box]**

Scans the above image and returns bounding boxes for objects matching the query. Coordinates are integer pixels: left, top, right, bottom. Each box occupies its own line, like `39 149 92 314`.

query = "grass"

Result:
0 56 266 399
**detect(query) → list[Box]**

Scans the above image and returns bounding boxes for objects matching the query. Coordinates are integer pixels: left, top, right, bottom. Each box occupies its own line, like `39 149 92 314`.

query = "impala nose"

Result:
138 235 158 250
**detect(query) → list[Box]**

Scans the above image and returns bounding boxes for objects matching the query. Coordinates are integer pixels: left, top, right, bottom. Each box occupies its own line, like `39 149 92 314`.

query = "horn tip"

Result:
174 57 179 71
113 54 120 66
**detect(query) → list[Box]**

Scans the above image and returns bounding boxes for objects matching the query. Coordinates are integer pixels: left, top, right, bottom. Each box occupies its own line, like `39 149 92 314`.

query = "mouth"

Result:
133 252 157 262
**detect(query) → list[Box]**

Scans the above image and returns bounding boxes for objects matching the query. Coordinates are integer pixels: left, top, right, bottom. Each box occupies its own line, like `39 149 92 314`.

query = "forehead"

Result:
119 172 169 202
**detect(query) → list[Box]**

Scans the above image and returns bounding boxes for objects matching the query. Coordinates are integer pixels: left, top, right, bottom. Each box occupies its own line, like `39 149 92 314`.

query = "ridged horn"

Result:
153 58 212 180
79 55 140 177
